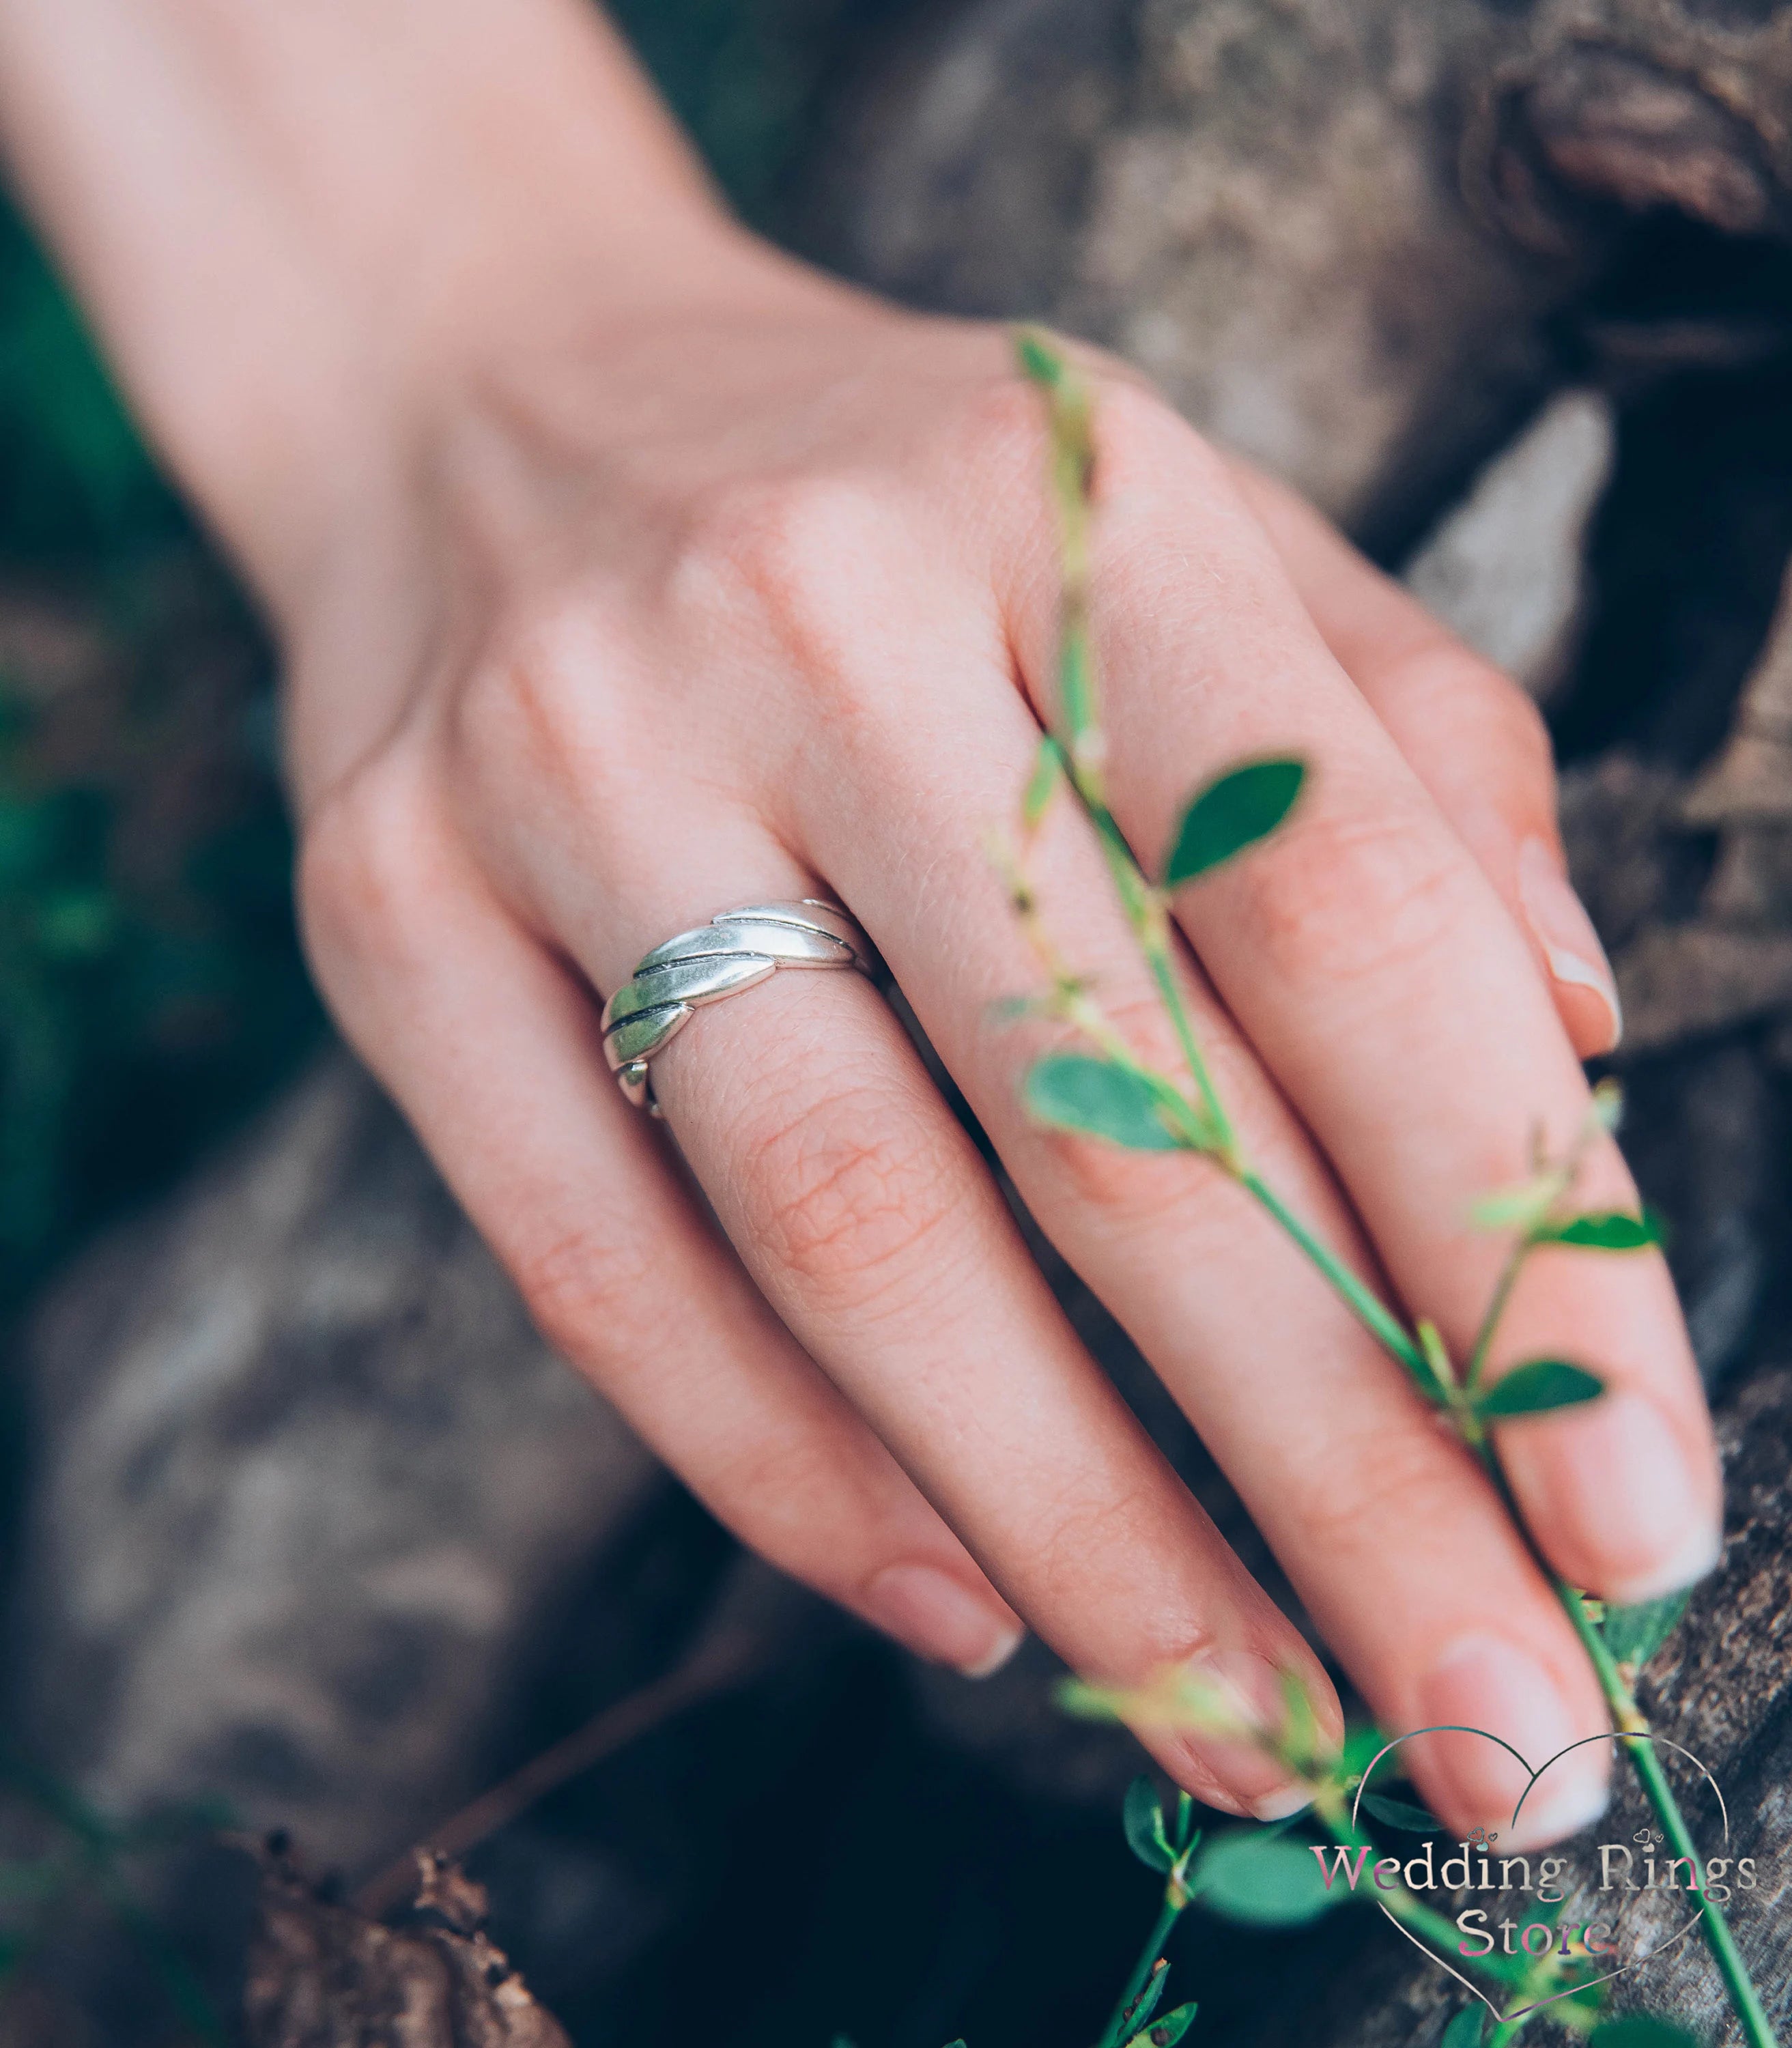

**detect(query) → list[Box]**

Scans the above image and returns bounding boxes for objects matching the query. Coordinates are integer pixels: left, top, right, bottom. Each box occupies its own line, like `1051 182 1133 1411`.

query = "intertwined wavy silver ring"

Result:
601 900 879 1111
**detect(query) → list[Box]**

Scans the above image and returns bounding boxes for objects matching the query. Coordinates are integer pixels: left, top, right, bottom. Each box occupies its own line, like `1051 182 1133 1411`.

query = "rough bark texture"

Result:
243 1848 572 2048
5 1059 662 1879
808 0 1792 550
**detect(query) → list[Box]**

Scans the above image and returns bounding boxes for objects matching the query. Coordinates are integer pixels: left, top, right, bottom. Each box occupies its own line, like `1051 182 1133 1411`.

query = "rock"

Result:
1613 924 1792 1055
1686 558 1792 829
809 0 1594 548
1401 388 1615 701
810 0 1792 552
2 1055 662 1877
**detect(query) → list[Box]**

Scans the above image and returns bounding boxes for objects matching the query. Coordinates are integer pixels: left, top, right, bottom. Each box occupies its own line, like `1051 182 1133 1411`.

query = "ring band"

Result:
601 899 879 1111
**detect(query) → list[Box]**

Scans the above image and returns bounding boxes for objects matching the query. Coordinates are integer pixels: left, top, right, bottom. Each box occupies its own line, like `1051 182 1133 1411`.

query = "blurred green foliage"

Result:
610 0 879 224
0 205 181 559
0 210 319 1308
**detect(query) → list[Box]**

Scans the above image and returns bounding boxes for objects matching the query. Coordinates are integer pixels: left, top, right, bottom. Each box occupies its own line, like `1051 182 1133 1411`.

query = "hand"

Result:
288 234 1718 1847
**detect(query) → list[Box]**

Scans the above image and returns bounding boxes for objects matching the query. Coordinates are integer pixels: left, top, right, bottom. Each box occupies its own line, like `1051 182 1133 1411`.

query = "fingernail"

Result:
861 1563 1025 1677
1517 838 1622 1052
1165 1649 1315 1820
1414 1633 1608 1851
1541 1391 1722 1604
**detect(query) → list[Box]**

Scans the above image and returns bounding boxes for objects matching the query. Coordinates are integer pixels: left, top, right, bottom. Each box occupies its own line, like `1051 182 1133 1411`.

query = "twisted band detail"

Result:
601 899 878 1111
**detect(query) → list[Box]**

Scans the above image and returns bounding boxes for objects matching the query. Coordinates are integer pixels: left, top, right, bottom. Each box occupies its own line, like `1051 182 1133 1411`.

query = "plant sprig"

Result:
1008 329 1775 2048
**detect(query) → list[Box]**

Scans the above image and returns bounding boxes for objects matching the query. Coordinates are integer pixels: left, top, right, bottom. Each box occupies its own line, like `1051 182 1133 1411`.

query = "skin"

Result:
0 0 1724 1847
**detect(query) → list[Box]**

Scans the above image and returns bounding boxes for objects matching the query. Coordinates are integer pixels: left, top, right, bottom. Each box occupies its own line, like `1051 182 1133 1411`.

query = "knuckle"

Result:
1234 803 1473 991
1030 1477 1163 1588
1019 997 1232 1225
1097 378 1227 489
1285 1422 1465 1561
671 473 883 651
298 756 445 969
511 1219 658 1366
954 374 1058 481
707 1433 881 1568
1389 640 1557 795
745 1073 970 1311
449 608 627 790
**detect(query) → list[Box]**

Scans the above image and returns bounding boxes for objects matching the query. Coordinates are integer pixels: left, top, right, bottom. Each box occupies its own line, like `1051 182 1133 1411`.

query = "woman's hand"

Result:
291 238 1713 1845
0 0 1717 1849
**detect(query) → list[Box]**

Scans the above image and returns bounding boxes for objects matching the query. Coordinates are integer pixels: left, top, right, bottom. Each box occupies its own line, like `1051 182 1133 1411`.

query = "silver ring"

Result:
601 899 879 1111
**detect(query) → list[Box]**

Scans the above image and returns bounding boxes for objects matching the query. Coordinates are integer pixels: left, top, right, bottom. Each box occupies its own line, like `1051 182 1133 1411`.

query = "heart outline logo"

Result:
1350 1726 1726 2022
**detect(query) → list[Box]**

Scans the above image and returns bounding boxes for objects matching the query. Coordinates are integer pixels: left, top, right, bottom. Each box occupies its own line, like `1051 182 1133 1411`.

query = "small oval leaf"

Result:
1341 1724 1401 1785
1126 2000 1198 2048
1024 1055 1184 1152
1362 1793 1442 1833
1118 1959 1169 2034
1123 1776 1177 1874
1191 1831 1340 1927
1476 1359 1606 1419
1165 758 1307 887
1535 1210 1662 1252
1600 1591 1690 1668
1589 2021 1701 2048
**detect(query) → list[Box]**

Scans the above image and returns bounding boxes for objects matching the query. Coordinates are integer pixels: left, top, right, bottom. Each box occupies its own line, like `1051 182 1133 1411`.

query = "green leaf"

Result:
1164 758 1306 887
1125 2001 1198 2048
1589 2019 1701 2048
1014 326 1066 390
1191 1831 1341 1927
1023 734 1066 826
1362 1793 1442 1832
1601 1591 1690 1669
1441 2009 1488 2048
1535 1210 1662 1252
1475 1359 1606 1419
1120 1959 1169 2032
1341 1724 1400 1785
1123 1775 1177 1874
1024 1055 1184 1152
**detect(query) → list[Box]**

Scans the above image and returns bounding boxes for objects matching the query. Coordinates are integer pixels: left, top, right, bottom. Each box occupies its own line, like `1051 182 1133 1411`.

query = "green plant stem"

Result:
1021 333 1776 2047
1098 1890 1188 2048
1077 817 1778 2048
1049 761 1428 1384
1309 1797 1534 1993
1458 1438 1776 2048
94 1864 228 2047
1235 1169 1428 1382
1463 1235 1528 1397
1142 940 1235 1159
1557 1581 1776 2048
